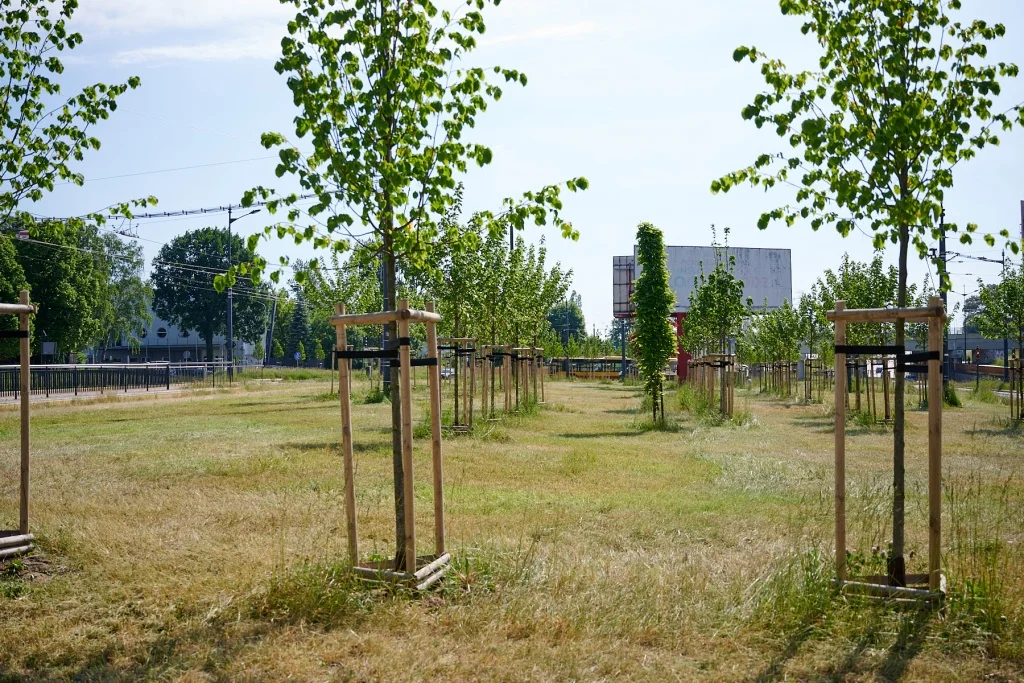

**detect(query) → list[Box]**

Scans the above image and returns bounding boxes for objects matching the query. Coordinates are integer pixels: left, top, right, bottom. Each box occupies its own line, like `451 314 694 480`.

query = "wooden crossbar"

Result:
0 303 37 315
329 309 441 326
826 305 946 323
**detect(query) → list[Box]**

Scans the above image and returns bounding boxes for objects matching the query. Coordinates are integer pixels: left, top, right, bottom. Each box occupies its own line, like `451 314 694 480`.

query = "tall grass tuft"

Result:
251 562 380 627
747 547 835 634
943 473 1024 659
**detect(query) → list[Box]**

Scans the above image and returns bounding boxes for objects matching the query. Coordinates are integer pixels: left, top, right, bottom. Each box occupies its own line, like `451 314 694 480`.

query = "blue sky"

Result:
34 0 1024 332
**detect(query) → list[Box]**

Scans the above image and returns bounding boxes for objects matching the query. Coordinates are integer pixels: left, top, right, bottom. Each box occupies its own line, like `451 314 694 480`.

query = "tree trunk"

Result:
383 228 406 571
890 225 909 586
720 333 727 416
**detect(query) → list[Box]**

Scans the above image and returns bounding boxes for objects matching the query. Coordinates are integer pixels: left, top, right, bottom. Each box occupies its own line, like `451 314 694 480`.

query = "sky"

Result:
31 0 1024 333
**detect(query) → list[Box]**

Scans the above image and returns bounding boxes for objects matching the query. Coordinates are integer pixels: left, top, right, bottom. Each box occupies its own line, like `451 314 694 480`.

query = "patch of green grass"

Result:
251 561 380 627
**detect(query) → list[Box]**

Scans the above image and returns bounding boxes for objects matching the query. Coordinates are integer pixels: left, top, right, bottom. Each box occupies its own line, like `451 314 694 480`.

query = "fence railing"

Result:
0 363 260 400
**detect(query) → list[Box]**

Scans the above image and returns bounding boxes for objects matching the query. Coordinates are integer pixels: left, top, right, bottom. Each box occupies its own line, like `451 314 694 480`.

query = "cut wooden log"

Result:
0 533 34 549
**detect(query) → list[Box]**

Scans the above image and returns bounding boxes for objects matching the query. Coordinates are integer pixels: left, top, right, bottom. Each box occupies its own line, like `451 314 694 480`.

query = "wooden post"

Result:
927 297 943 591
482 348 489 419
468 343 475 429
834 301 847 581
540 351 546 403
425 303 445 555
883 357 891 421
504 345 511 413
335 305 358 565
19 290 30 535
397 300 417 574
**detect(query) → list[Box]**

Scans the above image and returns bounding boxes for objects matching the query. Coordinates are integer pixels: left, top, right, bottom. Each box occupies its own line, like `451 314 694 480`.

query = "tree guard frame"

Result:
1009 355 1022 423
1 291 36 560
480 344 511 419
331 300 449 589
437 337 476 432
828 297 946 601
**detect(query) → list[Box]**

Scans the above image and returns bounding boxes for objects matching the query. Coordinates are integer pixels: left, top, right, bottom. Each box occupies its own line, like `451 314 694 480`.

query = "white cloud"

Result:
113 35 281 64
74 0 290 33
481 20 603 47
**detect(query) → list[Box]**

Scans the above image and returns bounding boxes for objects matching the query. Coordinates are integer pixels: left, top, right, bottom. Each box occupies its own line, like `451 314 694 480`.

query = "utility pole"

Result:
1004 249 1010 382
939 207 949 386
226 206 261 380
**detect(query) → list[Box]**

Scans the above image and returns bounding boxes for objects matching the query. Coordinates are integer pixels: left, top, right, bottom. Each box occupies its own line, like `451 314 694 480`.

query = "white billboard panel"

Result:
623 245 792 314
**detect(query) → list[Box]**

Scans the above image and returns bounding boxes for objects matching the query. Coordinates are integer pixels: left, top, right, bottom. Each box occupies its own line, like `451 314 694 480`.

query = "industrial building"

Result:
613 245 793 379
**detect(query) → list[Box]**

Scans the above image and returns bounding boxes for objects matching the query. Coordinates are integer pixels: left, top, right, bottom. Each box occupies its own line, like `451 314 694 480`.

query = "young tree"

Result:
975 263 1024 362
1 0 142 227
313 339 325 365
253 338 266 362
236 1 587 568
798 285 831 365
632 223 677 423
297 341 306 365
685 231 750 412
152 228 269 362
713 0 1024 585
272 339 285 361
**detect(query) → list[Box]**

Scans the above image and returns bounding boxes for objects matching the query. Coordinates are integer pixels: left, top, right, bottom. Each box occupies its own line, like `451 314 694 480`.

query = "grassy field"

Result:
0 375 1022 681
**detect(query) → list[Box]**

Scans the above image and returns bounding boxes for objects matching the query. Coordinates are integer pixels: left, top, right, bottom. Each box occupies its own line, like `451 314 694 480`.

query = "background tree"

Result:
237 1 587 568
272 339 285 361
0 238 28 360
975 263 1024 363
548 293 586 346
12 220 107 359
152 228 269 362
253 339 265 363
814 254 902 346
714 0 1024 584
286 288 312 364
94 234 152 361
962 286 995 335
297 341 306 365
632 223 677 423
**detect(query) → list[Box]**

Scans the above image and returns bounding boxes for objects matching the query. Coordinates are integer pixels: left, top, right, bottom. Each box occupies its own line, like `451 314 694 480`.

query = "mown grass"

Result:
0 374 1022 680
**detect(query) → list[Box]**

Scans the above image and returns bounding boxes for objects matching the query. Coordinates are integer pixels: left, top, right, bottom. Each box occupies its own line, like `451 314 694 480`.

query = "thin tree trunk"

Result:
383 221 406 571
891 224 909 586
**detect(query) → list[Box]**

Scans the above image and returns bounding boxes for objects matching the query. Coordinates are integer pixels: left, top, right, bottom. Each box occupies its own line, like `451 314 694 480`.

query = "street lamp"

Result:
226 206 261 380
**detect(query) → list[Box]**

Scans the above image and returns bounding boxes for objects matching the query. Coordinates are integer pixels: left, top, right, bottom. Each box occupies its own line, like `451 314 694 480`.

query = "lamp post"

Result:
226 206 261 380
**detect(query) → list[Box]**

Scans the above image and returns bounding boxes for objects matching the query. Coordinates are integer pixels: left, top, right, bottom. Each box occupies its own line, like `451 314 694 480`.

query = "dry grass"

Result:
0 375 1022 681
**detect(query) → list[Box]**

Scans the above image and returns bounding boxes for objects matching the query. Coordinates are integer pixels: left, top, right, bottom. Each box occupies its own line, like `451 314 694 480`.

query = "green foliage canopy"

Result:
632 222 677 422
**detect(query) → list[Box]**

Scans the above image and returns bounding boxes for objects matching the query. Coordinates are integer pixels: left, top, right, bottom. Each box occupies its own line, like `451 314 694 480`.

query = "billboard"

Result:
613 245 793 316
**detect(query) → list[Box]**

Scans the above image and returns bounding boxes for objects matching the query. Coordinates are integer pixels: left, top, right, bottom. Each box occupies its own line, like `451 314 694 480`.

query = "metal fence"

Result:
0 363 258 400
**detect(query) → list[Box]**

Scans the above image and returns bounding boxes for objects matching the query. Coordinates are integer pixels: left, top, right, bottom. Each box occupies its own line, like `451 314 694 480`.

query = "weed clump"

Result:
252 562 379 627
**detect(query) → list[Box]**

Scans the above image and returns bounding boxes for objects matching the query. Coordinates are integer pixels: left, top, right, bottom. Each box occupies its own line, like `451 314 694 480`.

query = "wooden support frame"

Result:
331 300 449 589
827 298 946 601
1 291 36 559
691 353 736 417
1009 356 1022 423
438 337 476 432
